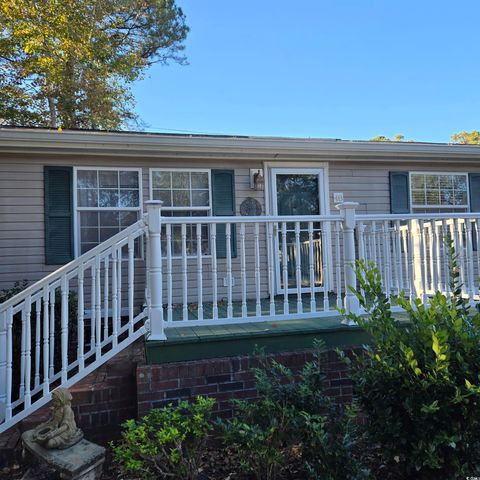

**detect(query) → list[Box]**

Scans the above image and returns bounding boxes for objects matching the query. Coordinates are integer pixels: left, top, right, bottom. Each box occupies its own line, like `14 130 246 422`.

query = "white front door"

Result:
270 168 328 295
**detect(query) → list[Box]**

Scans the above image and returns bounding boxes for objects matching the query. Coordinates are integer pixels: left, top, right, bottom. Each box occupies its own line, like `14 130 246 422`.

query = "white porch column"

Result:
336 202 360 324
145 200 166 341
0 310 6 421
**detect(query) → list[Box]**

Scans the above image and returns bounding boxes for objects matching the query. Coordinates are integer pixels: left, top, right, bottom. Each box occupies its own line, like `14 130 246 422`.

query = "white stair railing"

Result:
0 219 147 433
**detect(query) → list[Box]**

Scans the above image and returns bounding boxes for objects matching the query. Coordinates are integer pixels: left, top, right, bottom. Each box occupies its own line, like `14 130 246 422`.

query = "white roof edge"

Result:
0 127 480 159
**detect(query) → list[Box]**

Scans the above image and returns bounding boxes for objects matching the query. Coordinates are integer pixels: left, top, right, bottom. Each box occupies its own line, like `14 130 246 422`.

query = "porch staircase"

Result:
0 218 149 434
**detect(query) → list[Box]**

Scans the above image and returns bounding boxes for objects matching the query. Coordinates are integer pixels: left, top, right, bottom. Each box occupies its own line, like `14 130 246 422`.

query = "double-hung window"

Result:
75 168 142 255
150 169 211 256
410 173 469 213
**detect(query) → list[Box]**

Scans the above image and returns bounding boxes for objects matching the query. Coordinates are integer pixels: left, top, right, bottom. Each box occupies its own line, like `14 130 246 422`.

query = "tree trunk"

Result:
47 96 57 128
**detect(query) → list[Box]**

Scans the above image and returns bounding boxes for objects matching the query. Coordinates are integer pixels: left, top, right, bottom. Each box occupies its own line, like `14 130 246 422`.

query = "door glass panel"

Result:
275 174 323 290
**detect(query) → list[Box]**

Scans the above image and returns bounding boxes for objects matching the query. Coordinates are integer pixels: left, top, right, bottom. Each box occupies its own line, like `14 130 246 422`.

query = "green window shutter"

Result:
211 169 236 258
469 173 480 212
44 166 74 265
389 171 410 214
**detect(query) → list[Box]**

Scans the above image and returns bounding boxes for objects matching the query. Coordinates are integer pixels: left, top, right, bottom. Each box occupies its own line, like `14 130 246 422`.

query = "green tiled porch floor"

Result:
146 294 410 364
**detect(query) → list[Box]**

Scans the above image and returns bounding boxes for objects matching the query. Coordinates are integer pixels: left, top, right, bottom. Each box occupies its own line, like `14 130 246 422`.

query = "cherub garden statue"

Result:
32 387 83 449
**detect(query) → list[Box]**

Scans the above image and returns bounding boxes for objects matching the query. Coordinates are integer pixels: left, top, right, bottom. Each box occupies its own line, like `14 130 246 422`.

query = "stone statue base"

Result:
22 430 105 480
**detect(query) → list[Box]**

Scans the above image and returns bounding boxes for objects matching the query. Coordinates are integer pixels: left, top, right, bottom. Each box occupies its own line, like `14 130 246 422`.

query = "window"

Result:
75 168 142 255
150 169 211 256
410 173 469 213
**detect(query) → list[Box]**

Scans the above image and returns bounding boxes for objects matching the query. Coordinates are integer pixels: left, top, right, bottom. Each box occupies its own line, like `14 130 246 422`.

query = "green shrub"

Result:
342 238 480 479
219 342 368 480
112 396 215 480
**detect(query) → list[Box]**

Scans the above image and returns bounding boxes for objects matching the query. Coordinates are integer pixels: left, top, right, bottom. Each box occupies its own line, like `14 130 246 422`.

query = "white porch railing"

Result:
0 219 147 433
2 200 480 434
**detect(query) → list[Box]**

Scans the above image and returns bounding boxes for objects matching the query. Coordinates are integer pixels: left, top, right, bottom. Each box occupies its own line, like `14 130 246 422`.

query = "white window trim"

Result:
149 167 212 211
408 171 470 212
73 166 143 258
149 168 213 259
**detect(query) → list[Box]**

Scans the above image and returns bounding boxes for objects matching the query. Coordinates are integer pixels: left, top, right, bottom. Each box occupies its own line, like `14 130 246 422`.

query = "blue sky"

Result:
133 0 480 143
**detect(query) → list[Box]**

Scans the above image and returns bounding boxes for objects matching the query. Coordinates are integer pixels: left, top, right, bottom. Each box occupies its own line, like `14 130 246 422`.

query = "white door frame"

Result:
267 165 331 295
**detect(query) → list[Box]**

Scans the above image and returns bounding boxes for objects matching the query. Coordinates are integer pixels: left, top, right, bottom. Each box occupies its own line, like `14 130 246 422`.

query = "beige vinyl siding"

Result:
0 155 266 305
2 153 480 304
328 161 480 215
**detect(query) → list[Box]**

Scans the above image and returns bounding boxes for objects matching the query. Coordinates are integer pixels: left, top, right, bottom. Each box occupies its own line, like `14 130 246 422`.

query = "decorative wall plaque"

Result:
240 197 262 216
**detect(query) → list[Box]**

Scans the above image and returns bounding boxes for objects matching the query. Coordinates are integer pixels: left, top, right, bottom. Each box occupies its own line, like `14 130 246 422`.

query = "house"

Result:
1 127 480 438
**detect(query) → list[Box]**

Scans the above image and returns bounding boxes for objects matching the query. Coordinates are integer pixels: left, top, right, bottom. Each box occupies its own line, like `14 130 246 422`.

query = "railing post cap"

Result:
335 201 359 211
145 200 163 206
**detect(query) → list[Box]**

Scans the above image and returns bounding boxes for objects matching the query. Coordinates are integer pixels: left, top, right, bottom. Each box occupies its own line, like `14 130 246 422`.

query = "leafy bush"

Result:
0 280 29 303
342 239 480 479
219 341 368 480
112 396 215 480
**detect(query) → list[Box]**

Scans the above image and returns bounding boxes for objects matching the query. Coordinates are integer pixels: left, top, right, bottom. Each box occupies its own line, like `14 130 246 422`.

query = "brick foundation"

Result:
0 343 359 465
137 348 358 418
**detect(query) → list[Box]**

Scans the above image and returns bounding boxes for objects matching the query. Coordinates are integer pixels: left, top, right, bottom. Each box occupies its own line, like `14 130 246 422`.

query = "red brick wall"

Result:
0 344 358 462
137 348 358 419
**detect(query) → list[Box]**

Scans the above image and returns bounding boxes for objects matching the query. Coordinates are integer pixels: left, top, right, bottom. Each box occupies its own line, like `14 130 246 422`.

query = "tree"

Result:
370 134 405 142
451 131 480 144
0 0 189 130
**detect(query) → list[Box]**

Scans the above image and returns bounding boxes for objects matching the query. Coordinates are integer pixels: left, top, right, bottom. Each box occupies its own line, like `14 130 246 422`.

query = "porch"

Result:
2 200 480 433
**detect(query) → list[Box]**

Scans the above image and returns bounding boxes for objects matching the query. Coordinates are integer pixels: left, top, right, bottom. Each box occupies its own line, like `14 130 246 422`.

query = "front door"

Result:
271 168 327 294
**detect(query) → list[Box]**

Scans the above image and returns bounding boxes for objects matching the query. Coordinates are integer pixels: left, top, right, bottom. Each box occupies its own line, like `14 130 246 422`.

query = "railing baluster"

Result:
281 222 289 315
443 220 450 295
5 307 13 421
196 223 204 321
95 257 102 360
406 221 415 303
20 304 26 398
111 249 118 348
431 221 439 292
254 223 261 317
308 222 316 313
182 223 188 321
466 219 475 300
334 221 342 309
226 223 233 319
128 236 134 335
268 223 276 316
418 220 428 304
117 248 122 332
78 264 85 369
382 221 391 299
166 224 173 322
90 267 96 351
24 297 32 408
61 276 69 383
49 289 55 379
294 221 303 313
42 286 49 395
371 221 377 265
104 255 110 341
240 223 247 318
476 219 480 295
0 311 5 419
34 299 41 388
394 221 403 294
322 221 330 312
211 224 218 320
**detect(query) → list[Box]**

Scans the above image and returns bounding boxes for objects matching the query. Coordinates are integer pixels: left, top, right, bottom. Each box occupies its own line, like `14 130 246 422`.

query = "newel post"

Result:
145 200 166 341
336 202 360 324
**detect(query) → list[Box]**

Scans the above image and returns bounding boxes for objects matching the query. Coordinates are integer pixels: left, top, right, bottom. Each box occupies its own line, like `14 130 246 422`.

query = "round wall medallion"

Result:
240 197 262 216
